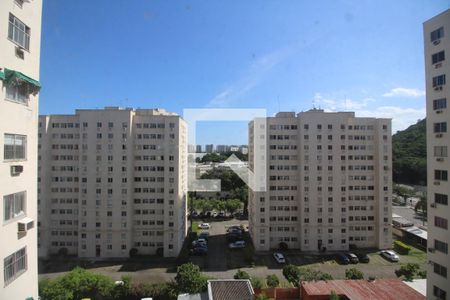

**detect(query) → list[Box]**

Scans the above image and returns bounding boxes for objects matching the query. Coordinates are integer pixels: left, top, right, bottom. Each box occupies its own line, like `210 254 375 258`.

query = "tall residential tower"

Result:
0 0 42 299
248 110 392 252
38 107 188 258
424 9 450 300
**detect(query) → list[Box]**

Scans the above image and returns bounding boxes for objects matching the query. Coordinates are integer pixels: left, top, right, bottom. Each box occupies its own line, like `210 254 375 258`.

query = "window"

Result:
435 239 448 254
432 51 445 64
435 216 448 230
435 193 448 205
434 98 447 110
4 134 26 160
433 285 447 300
435 170 448 181
434 122 447 133
3 191 26 222
4 247 27 285
8 14 30 50
434 146 448 157
431 27 444 42
6 83 29 104
434 262 447 278
433 75 446 87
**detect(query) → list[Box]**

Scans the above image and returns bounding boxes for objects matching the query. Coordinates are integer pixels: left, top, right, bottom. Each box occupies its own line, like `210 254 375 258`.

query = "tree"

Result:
395 263 421 281
266 274 280 288
225 198 242 215
175 263 208 294
414 195 427 215
39 267 115 300
234 269 251 280
393 184 415 206
283 264 301 286
345 268 364 280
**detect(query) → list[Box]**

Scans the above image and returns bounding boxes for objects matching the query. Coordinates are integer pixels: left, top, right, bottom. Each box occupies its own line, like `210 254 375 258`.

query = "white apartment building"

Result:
424 9 450 300
0 0 42 299
38 107 188 258
248 110 392 252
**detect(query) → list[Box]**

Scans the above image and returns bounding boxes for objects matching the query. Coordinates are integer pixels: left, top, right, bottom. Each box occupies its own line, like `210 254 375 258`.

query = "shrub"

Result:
251 277 264 289
395 263 420 281
345 268 364 280
266 274 280 288
234 270 251 280
282 264 300 286
394 240 411 255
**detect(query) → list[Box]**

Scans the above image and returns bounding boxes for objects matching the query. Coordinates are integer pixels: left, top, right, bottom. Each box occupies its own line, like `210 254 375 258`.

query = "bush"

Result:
345 268 364 280
250 277 263 289
266 274 280 288
394 240 411 255
395 263 420 281
234 270 250 280
282 264 300 286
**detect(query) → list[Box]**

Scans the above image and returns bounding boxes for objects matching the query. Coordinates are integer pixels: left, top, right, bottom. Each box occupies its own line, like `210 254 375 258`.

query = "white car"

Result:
198 223 210 229
273 252 286 264
229 241 246 249
380 250 399 262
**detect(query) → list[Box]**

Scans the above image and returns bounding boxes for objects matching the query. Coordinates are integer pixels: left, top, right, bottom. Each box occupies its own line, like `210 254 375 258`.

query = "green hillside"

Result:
392 119 426 185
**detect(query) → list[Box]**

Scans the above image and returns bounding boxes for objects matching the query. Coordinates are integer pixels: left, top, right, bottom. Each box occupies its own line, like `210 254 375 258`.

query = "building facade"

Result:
248 110 392 252
38 107 188 258
424 9 450 300
0 0 42 299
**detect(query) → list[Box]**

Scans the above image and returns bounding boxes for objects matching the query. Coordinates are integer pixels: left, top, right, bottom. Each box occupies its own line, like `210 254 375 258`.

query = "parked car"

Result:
211 212 218 218
198 223 210 229
229 240 246 249
357 253 370 263
346 253 359 264
191 211 199 218
380 250 399 262
190 247 207 256
218 212 226 218
226 232 243 242
273 252 286 264
198 232 210 241
192 238 207 248
336 253 350 265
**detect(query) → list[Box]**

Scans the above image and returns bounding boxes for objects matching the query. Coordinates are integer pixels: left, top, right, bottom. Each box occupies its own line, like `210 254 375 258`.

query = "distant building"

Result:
216 145 229 153
205 144 214 153
239 146 249 155
38 107 188 258
229 146 239 152
248 110 392 251
424 9 450 300
188 144 196 153
196 145 202 153
0 0 43 299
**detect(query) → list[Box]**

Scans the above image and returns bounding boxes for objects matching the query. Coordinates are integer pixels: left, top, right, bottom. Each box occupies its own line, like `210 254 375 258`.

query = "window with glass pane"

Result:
8 14 30 50
433 98 447 110
3 191 26 221
433 75 446 87
431 27 444 42
3 247 27 285
4 134 26 160
434 146 448 157
6 83 29 104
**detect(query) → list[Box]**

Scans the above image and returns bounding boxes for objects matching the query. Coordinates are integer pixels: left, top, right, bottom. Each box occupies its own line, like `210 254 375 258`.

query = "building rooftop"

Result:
208 279 254 300
301 279 425 300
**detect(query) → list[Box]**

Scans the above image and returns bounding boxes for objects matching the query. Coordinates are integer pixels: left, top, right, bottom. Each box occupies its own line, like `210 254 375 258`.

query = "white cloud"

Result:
382 87 425 97
313 93 425 133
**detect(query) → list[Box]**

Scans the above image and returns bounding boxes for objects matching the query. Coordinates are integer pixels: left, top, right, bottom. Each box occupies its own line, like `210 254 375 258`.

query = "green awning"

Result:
0 71 5 80
4 68 41 95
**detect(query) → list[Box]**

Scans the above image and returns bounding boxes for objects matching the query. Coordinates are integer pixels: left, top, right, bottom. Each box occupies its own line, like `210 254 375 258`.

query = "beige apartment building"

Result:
38 107 188 258
424 9 450 300
248 110 392 252
0 0 42 299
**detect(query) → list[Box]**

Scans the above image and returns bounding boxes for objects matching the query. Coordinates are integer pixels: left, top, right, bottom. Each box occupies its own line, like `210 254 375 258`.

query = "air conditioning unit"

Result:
435 63 442 69
436 133 443 138
428 247 435 253
18 217 34 233
436 110 443 114
433 39 441 45
434 86 443 91
434 181 441 185
431 203 437 208
437 157 444 162
10 165 24 176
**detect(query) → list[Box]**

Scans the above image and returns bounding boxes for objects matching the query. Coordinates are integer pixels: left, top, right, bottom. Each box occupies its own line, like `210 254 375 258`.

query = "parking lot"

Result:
39 219 427 285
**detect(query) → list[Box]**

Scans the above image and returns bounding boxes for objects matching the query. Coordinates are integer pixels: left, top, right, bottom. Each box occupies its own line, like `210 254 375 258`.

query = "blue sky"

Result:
40 1 449 145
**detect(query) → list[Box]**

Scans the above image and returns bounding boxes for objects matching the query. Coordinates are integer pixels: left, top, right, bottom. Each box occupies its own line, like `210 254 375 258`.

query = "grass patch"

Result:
191 221 200 233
